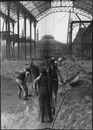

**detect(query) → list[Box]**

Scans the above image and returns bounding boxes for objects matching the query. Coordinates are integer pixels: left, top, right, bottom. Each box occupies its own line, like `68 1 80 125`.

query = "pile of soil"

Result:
52 58 92 129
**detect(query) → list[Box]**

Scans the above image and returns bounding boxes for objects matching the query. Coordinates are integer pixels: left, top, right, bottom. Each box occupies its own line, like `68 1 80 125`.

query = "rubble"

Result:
53 57 92 129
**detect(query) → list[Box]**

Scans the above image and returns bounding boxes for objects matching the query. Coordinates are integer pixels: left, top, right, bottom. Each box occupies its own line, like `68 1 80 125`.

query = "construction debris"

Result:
53 57 92 129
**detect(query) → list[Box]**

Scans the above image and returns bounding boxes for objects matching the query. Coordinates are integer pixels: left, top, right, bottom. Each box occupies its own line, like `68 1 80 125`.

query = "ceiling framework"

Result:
0 10 16 23
0 0 92 22
0 2 37 22
0 2 23 21
36 0 92 21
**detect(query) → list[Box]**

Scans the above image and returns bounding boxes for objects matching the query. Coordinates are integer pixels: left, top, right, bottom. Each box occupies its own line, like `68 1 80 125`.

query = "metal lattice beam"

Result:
13 2 37 22
36 1 92 21
0 11 16 23
37 7 92 21
1 1 92 22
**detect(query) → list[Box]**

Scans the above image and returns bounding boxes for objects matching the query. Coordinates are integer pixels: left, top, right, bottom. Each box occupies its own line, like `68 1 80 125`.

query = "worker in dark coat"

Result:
33 68 53 123
15 67 31 100
48 58 63 102
29 58 39 94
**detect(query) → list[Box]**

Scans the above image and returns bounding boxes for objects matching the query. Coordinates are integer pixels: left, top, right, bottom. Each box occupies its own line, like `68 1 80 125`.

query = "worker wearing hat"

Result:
48 58 63 102
15 67 31 100
33 68 53 123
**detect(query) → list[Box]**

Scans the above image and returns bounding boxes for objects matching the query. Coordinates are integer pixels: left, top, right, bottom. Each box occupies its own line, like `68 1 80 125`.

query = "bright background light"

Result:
37 12 69 43
37 12 90 43
1 12 90 44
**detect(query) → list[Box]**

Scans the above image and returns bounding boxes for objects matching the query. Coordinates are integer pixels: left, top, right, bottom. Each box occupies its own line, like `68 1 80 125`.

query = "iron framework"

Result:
0 0 92 22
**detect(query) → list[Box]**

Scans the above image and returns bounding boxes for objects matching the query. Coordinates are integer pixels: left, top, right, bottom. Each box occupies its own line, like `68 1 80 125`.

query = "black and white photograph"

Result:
0 1 92 129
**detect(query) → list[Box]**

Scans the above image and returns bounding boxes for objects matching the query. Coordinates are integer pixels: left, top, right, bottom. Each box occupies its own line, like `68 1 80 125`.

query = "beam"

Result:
13 2 37 22
5 19 7 31
69 22 73 55
32 1 41 13
5 19 8 59
72 20 92 24
0 11 16 23
75 13 87 28
17 9 20 60
12 22 15 59
34 22 37 59
0 31 35 43
30 19 32 58
7 2 10 60
24 14 26 60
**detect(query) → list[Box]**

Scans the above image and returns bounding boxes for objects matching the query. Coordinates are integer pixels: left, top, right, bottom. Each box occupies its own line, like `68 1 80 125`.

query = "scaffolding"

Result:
0 2 37 60
0 1 92 59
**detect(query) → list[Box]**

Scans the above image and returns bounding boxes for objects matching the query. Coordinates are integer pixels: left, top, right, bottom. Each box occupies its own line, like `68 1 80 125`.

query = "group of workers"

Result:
15 57 63 123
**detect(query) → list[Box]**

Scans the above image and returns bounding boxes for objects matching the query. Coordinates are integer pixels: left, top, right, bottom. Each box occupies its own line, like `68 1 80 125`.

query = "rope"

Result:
54 12 69 28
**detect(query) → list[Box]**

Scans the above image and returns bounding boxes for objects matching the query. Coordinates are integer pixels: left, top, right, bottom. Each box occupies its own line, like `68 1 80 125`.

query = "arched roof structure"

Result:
0 0 92 22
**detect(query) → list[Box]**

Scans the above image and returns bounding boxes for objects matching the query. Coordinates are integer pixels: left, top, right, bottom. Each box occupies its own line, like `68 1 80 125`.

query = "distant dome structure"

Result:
36 35 67 59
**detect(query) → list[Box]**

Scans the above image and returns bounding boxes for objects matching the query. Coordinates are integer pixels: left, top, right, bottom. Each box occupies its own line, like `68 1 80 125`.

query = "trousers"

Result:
16 79 28 99
49 80 58 102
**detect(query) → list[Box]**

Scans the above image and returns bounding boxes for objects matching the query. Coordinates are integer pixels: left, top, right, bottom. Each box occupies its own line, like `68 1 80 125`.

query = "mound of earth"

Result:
54 77 92 129
52 58 92 129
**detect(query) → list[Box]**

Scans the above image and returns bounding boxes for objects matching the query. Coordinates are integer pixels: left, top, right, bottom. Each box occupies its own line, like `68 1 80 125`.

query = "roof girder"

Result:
0 10 16 23
36 1 92 21
0 2 37 22
13 2 37 22
0 1 92 22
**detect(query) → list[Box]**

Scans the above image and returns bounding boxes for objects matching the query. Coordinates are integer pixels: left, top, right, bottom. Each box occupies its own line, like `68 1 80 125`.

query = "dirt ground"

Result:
1 60 54 129
1 59 92 129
